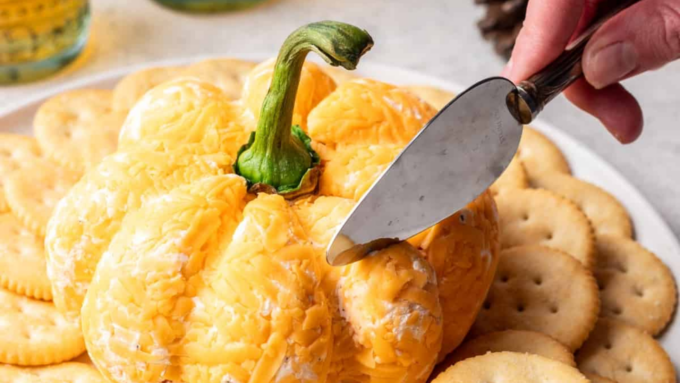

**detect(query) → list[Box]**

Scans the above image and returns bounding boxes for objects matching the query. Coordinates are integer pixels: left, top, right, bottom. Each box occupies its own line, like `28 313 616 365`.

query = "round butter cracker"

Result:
470 246 600 351
34 89 126 173
0 213 52 300
495 188 596 268
584 372 619 383
431 352 590 383
489 155 528 196
4 159 81 237
518 127 571 186
595 235 677 335
184 58 257 100
576 319 676 383
403 85 456 110
534 173 632 238
0 134 42 185
112 66 186 111
434 330 575 376
0 288 85 365
0 362 105 382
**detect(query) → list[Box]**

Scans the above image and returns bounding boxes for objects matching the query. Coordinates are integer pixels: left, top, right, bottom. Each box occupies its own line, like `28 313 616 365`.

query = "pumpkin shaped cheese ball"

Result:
46 22 500 383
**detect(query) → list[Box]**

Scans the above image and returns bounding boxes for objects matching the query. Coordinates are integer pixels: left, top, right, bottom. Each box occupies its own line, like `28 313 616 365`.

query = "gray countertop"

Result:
1 0 679 238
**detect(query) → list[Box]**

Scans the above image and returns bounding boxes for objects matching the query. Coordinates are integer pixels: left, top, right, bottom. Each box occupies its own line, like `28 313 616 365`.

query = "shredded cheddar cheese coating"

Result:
46 60 499 383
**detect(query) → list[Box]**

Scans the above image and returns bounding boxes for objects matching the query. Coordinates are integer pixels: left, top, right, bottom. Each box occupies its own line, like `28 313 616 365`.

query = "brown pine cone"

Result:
476 0 528 59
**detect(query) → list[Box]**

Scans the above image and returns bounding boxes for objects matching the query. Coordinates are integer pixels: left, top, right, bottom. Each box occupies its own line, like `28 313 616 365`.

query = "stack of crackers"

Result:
431 127 678 382
0 58 677 383
0 117 104 378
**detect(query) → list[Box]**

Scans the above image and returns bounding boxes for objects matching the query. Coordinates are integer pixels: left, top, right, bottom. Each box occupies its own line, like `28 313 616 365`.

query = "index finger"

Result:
504 0 587 82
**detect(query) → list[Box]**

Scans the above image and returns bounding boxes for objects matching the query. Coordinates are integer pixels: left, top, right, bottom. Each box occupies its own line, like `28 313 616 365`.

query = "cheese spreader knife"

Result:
326 0 640 266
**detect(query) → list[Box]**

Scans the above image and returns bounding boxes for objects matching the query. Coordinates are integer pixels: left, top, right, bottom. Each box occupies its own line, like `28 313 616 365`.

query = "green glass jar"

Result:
153 0 269 12
0 0 90 84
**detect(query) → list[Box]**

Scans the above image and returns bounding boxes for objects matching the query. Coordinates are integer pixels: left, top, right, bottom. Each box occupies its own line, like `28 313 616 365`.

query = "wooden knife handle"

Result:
507 0 641 124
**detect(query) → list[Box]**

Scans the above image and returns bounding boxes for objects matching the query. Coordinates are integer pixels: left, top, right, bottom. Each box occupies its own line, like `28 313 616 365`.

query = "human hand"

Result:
502 0 680 143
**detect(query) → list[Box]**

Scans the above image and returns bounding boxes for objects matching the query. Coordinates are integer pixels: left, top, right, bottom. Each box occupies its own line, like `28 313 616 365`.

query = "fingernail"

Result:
585 42 637 89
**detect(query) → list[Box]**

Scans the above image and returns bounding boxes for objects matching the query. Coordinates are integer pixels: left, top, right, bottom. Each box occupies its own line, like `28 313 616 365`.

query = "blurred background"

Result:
0 0 679 237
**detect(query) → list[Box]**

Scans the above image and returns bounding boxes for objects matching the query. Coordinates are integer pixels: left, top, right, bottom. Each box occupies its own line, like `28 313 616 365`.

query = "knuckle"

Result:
656 0 680 60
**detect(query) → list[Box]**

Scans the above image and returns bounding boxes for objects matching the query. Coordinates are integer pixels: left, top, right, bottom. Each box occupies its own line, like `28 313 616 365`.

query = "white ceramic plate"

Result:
1 55 678 372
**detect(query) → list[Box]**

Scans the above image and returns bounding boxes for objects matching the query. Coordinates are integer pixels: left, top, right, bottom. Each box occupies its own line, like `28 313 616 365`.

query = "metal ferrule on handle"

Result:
506 0 641 124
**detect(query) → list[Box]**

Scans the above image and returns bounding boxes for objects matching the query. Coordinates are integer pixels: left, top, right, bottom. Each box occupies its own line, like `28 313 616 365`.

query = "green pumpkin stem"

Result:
234 21 373 198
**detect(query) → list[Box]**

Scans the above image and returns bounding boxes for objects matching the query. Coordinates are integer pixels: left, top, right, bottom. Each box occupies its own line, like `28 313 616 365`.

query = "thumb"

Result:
583 0 680 89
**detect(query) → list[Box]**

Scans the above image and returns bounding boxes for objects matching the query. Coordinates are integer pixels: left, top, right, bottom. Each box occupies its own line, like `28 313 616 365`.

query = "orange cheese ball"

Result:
46 60 499 383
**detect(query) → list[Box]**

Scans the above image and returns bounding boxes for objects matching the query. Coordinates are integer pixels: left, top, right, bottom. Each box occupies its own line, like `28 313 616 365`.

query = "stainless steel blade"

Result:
326 77 521 266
